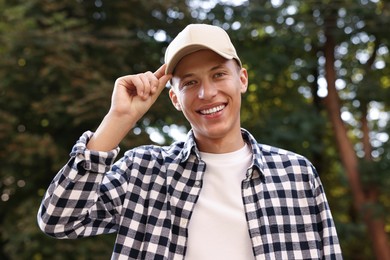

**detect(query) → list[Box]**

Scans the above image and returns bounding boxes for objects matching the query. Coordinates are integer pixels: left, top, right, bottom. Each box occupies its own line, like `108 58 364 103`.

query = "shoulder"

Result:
122 130 197 163
242 129 316 177
258 143 308 161
243 128 309 163
257 143 313 169
250 142 319 192
123 141 186 162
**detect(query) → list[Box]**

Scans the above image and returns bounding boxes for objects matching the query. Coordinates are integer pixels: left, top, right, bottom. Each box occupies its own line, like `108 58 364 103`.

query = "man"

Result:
38 24 343 259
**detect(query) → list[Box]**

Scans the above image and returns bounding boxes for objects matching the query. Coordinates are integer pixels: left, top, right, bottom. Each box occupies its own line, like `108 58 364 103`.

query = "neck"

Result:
194 129 245 154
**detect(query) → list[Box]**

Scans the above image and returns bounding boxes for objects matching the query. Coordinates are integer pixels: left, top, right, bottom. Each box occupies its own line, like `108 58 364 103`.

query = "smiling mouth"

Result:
199 104 226 115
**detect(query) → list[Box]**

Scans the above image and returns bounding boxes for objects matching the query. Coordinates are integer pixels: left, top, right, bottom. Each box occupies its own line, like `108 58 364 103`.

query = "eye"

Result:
214 71 226 78
181 80 197 88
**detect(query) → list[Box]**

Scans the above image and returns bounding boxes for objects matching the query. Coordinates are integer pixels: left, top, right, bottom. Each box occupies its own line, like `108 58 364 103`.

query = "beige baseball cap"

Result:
164 24 242 74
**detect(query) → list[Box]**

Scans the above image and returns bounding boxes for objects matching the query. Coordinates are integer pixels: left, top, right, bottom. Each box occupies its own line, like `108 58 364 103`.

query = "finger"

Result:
116 76 136 94
138 72 155 98
128 75 146 98
154 64 168 79
144 71 159 95
148 74 172 104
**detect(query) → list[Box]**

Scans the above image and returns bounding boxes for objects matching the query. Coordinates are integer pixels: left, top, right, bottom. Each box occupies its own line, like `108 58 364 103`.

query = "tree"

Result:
202 0 390 258
321 2 390 258
191 1 390 259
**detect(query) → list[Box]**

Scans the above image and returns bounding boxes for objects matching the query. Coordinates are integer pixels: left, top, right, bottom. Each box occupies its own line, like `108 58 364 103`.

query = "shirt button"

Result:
194 180 201 187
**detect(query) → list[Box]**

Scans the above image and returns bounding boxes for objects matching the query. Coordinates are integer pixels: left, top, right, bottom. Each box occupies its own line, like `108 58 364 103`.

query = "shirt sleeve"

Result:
310 165 343 259
37 131 122 239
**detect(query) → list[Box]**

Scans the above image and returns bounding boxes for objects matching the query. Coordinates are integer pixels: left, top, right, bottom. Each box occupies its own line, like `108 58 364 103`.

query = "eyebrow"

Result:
210 63 226 71
180 72 195 81
179 62 227 80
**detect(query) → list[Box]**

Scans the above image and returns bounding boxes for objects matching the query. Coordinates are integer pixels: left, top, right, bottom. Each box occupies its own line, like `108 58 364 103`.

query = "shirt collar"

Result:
179 129 200 162
179 128 265 179
241 128 266 179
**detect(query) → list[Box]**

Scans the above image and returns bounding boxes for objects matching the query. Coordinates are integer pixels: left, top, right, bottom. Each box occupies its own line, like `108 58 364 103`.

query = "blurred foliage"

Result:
0 0 389 259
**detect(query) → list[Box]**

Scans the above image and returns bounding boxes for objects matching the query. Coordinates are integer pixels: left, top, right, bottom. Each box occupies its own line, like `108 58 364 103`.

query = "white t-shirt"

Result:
185 143 254 260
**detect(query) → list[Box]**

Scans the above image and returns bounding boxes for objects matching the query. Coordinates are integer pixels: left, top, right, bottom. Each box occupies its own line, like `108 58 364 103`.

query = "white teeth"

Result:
200 105 225 115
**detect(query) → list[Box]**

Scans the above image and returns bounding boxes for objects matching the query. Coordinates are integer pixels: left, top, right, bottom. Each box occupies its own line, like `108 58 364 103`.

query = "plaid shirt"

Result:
38 128 342 259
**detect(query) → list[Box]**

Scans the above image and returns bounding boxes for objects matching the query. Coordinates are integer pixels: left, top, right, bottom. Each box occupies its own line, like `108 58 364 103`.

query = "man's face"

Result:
169 49 248 147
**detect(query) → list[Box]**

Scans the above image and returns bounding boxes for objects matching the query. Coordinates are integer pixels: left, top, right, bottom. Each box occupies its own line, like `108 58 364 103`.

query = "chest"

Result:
115 157 318 259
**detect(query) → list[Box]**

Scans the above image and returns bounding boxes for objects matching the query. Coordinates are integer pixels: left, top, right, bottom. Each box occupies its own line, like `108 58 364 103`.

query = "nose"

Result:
198 80 217 100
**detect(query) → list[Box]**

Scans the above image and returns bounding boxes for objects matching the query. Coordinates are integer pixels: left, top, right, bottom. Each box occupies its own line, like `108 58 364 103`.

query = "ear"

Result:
239 68 249 94
169 88 181 111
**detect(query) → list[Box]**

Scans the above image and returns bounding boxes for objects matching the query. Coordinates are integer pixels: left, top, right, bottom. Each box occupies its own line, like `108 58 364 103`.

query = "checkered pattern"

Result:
38 129 343 259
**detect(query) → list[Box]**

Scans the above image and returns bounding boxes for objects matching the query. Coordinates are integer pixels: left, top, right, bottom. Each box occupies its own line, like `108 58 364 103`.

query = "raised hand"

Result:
110 64 171 122
87 64 172 151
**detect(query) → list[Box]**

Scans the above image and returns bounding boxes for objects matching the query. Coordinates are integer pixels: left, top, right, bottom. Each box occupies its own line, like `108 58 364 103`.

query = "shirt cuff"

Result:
69 131 120 173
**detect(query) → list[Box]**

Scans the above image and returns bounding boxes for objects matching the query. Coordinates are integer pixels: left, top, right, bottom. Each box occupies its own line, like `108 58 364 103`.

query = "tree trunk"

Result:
323 29 390 260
